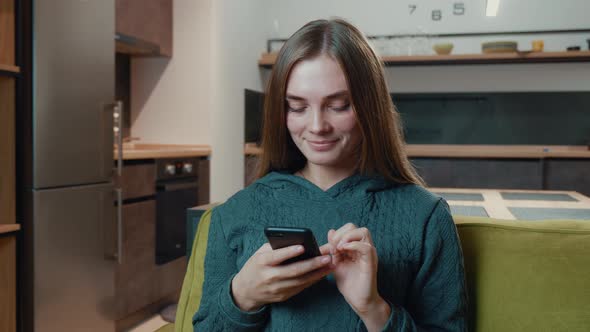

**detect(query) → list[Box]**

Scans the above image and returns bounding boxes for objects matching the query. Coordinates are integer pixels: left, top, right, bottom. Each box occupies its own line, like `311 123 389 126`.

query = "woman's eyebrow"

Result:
285 90 349 101
285 94 306 101
323 91 349 100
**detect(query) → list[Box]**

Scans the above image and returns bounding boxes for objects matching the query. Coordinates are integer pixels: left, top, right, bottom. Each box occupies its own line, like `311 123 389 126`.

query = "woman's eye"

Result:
330 103 351 111
287 105 306 112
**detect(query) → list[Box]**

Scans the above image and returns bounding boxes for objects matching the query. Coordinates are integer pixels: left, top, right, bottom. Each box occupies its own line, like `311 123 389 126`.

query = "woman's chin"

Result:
302 152 350 168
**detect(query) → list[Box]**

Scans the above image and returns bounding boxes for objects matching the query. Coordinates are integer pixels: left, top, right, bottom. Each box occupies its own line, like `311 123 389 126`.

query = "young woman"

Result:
193 19 467 331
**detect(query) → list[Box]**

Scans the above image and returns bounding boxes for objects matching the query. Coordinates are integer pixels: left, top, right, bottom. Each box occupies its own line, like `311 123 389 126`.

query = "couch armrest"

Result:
186 203 219 258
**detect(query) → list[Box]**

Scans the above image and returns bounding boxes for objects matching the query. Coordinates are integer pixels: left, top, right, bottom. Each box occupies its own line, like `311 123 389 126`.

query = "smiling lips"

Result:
306 139 339 151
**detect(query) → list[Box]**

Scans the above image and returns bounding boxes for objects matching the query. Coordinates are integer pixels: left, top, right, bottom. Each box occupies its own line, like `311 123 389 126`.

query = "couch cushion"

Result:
455 216 590 332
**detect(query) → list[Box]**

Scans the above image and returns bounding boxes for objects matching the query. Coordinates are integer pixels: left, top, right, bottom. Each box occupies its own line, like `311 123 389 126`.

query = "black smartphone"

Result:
264 226 322 265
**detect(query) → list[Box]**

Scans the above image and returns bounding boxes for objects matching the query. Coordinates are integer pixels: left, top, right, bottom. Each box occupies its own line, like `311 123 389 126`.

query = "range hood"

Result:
115 33 160 56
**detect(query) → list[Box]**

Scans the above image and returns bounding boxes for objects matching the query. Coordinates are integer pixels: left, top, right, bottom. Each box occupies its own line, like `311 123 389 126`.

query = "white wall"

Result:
131 0 213 145
263 0 590 93
131 0 266 202
264 0 590 36
131 0 590 202
209 0 266 201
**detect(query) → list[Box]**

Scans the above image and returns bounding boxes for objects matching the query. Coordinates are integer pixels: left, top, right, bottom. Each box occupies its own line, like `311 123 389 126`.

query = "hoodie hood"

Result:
254 171 398 204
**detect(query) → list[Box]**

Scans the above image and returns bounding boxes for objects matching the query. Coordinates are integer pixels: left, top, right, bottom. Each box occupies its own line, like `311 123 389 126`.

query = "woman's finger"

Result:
339 241 377 263
336 227 373 249
261 244 305 266
255 243 272 253
319 243 333 256
277 254 332 279
330 223 357 248
276 265 333 292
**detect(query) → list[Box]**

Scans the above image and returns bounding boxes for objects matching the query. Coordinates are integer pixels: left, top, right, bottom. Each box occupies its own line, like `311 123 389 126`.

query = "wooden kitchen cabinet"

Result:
411 158 544 190
1 0 16 226
197 157 210 205
544 159 590 196
115 162 156 200
0 234 17 332
116 0 173 56
116 200 158 319
0 77 15 225
0 0 16 68
114 157 208 331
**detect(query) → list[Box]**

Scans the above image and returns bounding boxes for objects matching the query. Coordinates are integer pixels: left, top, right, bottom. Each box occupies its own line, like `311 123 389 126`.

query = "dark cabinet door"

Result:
412 158 544 189
116 199 158 319
0 235 17 332
197 158 210 205
544 159 590 196
116 0 172 56
0 78 15 225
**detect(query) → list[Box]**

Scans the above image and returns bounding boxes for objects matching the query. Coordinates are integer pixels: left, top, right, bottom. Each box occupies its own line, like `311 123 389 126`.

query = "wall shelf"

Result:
0 64 20 75
0 224 20 235
259 50 590 68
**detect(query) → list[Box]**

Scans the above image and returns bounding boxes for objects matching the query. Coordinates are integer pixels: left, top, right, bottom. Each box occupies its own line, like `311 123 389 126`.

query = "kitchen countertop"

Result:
115 143 211 160
244 143 590 159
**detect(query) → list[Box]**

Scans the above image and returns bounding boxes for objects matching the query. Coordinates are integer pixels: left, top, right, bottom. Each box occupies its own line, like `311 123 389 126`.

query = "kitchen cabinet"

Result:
114 157 209 331
411 158 544 190
1 0 16 226
0 2 17 329
117 162 157 200
116 200 158 319
544 159 590 196
0 0 16 69
197 157 211 205
0 233 17 332
243 153 590 196
114 161 160 331
115 0 173 57
0 77 15 225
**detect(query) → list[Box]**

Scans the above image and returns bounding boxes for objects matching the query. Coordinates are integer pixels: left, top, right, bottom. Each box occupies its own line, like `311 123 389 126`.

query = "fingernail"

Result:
337 241 344 249
294 245 303 252
321 256 331 264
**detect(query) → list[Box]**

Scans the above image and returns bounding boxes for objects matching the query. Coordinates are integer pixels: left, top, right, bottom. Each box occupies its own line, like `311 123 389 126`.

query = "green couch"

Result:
159 208 590 332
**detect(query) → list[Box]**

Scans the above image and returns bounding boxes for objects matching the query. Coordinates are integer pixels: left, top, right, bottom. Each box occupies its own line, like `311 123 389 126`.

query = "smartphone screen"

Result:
264 226 321 265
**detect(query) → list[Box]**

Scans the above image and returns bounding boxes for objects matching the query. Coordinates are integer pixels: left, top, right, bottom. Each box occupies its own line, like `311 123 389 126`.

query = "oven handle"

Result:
157 181 199 192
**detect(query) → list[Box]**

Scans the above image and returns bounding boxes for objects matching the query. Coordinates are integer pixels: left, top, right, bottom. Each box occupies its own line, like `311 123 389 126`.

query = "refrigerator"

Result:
20 1 118 331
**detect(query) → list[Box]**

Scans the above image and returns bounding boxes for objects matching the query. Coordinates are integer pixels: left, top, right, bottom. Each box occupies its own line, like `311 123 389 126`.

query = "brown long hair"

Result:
256 18 424 186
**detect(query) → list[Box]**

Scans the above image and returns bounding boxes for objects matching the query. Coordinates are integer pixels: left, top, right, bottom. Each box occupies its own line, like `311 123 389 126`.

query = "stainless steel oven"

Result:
155 157 200 265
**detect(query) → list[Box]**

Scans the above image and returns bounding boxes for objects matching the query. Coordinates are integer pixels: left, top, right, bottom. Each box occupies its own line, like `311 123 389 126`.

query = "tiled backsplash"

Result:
244 90 590 146
394 92 590 145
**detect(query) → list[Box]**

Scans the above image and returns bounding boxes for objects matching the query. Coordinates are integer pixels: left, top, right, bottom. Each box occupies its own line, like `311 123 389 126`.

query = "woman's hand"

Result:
327 223 391 331
231 243 333 312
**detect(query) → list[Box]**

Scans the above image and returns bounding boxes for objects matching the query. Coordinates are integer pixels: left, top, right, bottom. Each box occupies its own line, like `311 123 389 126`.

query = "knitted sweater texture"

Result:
193 172 468 331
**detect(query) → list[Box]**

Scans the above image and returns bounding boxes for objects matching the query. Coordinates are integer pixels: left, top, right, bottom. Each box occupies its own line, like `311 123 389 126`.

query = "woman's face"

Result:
285 55 362 169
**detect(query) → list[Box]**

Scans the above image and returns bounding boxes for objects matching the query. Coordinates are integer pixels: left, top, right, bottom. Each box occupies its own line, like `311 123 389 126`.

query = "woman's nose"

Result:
309 108 331 134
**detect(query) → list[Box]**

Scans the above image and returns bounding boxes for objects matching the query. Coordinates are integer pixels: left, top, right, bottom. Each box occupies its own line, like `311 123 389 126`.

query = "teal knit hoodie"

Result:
193 172 468 331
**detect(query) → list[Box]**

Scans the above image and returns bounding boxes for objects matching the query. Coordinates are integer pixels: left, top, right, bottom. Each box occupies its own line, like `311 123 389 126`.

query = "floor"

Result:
126 315 168 332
